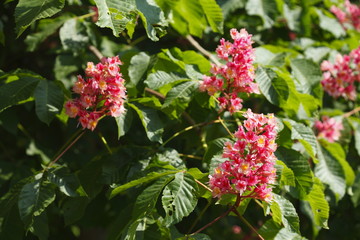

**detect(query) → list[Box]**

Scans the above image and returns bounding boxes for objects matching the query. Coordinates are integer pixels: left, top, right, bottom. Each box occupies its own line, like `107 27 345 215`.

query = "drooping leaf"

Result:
276 148 314 198
94 0 137 37
109 170 178 199
0 77 41 112
34 80 64 125
276 160 296 187
128 52 151 88
162 80 199 118
15 0 65 36
18 179 56 230
128 102 164 143
59 19 89 53
256 67 289 106
246 0 278 28
162 172 199 226
30 212 49 240
303 177 329 228
315 140 346 200
271 194 300 233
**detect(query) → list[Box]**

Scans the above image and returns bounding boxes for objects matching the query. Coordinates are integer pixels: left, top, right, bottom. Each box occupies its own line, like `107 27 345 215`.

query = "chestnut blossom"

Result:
209 109 278 202
331 0 360 31
65 56 126 131
321 46 360 100
315 116 343 142
199 29 259 114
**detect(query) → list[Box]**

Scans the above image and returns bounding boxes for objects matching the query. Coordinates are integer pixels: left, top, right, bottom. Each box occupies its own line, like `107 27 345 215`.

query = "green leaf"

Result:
62 197 89 226
271 194 300 233
152 148 186 169
316 9 346 38
276 160 296 187
162 80 199 118
276 148 314 198
15 0 65 37
0 205 24 240
256 67 289 106
109 170 178 199
351 172 360 207
198 0 223 33
283 4 301 32
128 102 164 143
246 0 278 28
94 0 137 37
47 166 87 197
136 0 168 41
145 71 188 92
303 177 329 228
350 118 360 157
34 80 64 125
0 76 41 112
290 59 323 101
133 176 175 219
59 19 89 53
30 212 49 240
18 178 56 230
128 52 151 88
162 172 199 226
54 54 79 83
283 119 318 160
255 48 286 67
25 15 70 52
274 227 305 240
115 107 134 139
315 140 346 200
258 219 282 240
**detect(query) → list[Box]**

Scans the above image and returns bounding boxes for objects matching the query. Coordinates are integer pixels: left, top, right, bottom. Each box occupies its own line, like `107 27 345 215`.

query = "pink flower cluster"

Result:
315 116 343 143
331 0 360 31
199 29 259 114
321 46 360 100
65 56 126 131
209 109 278 202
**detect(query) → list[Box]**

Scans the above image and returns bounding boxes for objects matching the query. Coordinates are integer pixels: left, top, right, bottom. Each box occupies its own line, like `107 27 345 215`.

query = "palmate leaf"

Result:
303 177 329 228
271 194 300 233
198 0 223 34
34 80 64 125
256 67 289 106
15 0 65 37
128 102 164 143
18 178 56 230
144 71 188 94
162 172 199 226
109 170 179 199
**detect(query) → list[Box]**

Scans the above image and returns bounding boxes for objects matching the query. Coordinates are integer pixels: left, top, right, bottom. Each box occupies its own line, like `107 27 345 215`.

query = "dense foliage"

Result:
1 0 360 239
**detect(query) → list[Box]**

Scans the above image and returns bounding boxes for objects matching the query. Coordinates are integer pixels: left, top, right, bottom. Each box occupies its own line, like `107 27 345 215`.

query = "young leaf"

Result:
271 194 300 233
162 172 199 226
94 0 137 37
15 0 65 37
128 102 164 143
0 77 41 112
18 179 56 230
34 80 64 125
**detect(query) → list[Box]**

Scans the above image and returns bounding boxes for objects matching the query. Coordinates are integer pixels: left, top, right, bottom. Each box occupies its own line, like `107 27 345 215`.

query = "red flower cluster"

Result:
315 116 343 143
321 46 360 100
65 56 127 131
199 29 259 114
209 109 277 202
331 0 360 31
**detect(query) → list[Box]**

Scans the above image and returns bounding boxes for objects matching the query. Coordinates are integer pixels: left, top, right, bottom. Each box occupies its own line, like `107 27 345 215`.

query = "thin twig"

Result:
218 116 234 138
89 45 104 60
195 179 212 192
178 153 203 160
145 87 165 100
343 106 360 118
186 35 221 66
98 131 112 154
232 208 264 240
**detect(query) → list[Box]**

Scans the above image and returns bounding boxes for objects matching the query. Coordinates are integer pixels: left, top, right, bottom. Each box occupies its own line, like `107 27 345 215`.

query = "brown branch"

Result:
186 35 221 66
232 208 264 240
343 106 360 118
89 45 104 60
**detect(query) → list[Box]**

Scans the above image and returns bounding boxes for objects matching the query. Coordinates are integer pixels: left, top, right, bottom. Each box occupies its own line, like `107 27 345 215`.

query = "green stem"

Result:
178 153 203 160
195 179 212 192
45 130 85 170
75 12 96 20
98 131 112 154
218 116 234 138
232 208 264 240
